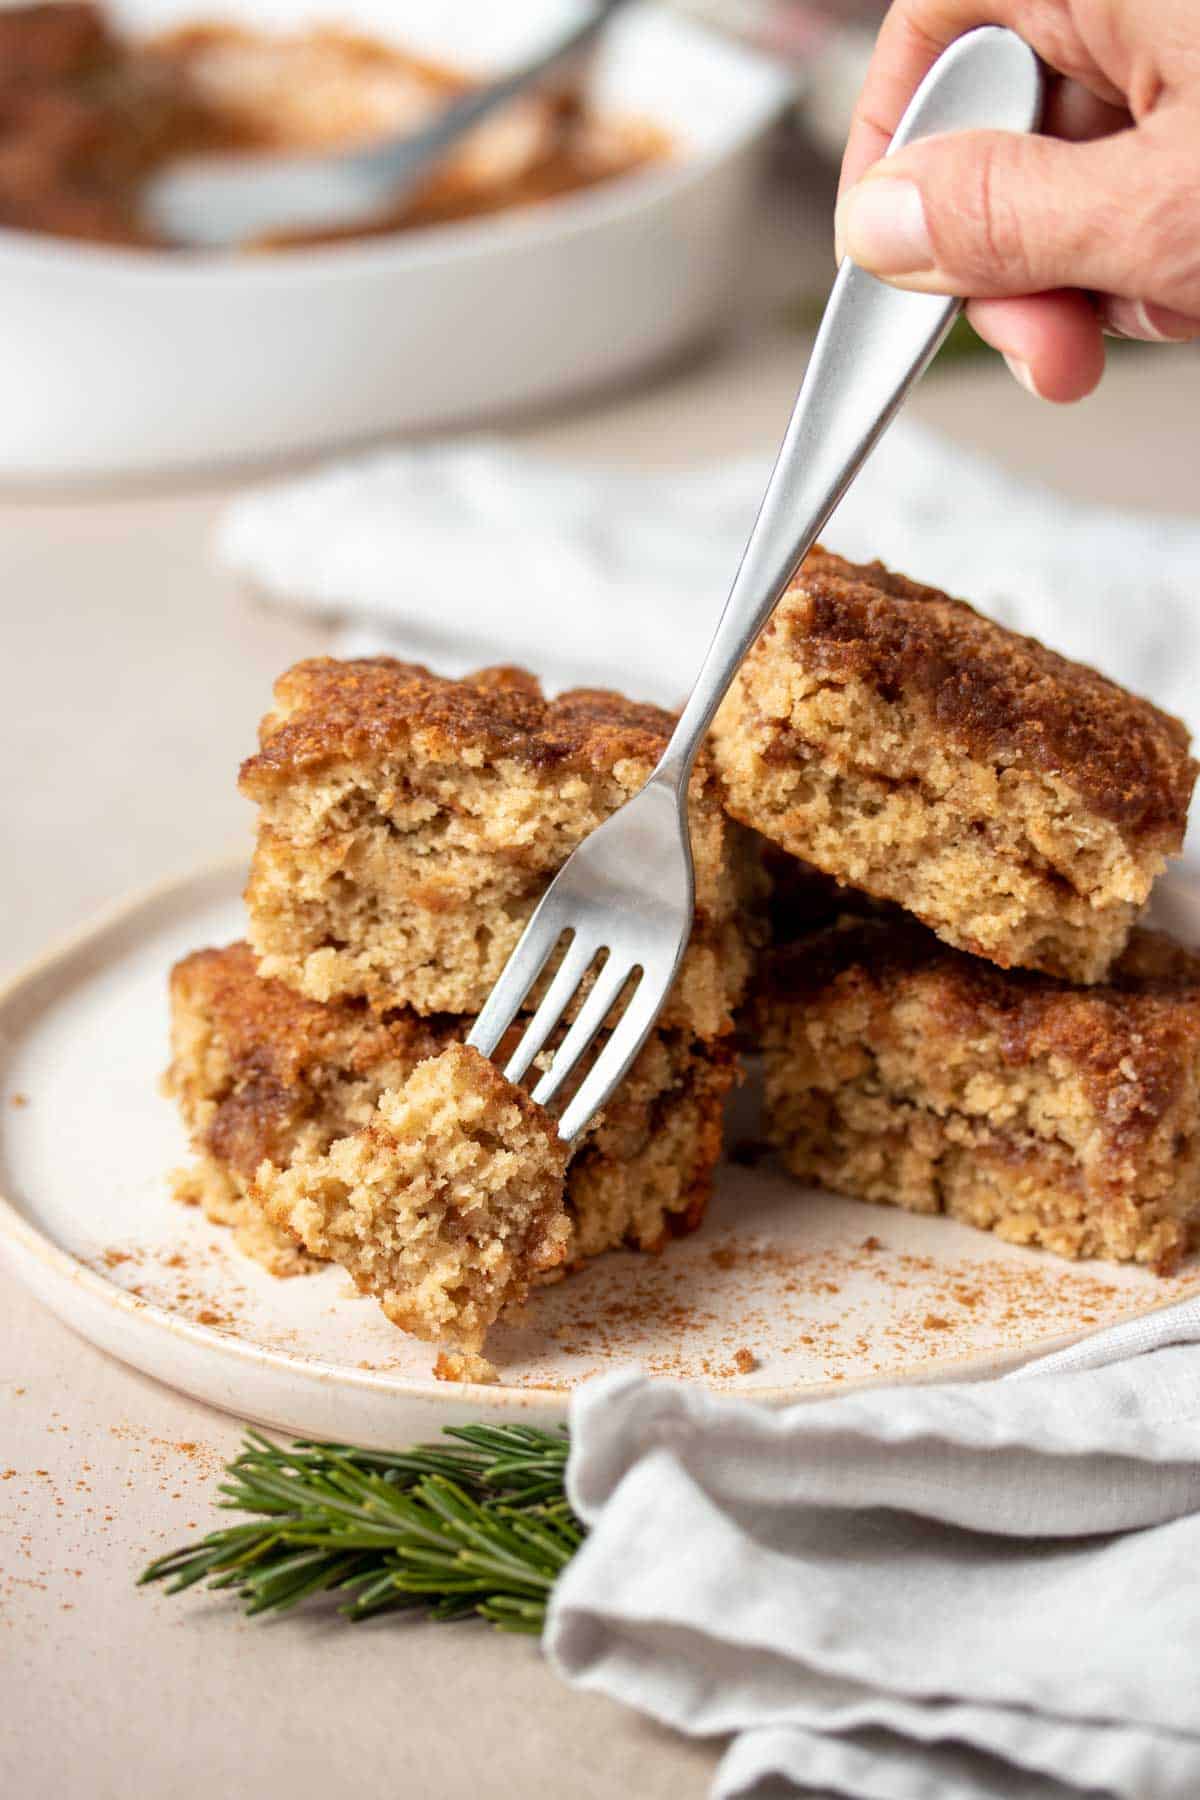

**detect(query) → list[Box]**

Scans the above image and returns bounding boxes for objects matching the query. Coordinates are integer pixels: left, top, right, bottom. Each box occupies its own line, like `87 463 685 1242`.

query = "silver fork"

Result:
143 0 634 249
467 26 1044 1143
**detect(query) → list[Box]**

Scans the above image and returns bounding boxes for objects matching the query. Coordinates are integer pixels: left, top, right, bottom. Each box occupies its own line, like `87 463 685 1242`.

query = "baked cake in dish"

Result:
758 915 1200 1273
713 548 1196 984
167 941 735 1276
240 659 756 1037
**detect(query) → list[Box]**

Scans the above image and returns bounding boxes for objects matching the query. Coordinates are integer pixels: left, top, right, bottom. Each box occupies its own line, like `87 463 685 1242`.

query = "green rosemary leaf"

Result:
138 1423 581 1633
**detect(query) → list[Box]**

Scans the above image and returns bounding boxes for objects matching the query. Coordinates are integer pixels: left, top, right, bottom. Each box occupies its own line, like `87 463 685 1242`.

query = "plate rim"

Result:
3 856 1198 1426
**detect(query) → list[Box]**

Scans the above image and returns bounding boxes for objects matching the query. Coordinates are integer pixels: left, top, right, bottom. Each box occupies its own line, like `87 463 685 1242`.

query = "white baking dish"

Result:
0 0 792 481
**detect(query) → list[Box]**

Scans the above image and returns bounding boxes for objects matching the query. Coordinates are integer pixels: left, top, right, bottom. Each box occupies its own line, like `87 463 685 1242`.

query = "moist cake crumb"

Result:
239 658 756 1035
169 1158 320 1278
166 941 735 1276
257 1044 570 1351
433 1349 498 1385
714 548 1196 983
759 915 1200 1273
165 941 453 1274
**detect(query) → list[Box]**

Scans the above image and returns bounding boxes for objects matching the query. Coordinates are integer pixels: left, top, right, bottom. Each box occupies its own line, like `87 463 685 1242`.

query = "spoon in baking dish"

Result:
465 26 1045 1143
142 0 635 249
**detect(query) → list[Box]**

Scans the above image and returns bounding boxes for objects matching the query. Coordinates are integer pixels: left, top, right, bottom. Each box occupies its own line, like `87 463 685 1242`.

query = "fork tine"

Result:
466 904 569 1059
556 975 666 1143
529 959 640 1112
500 932 600 1085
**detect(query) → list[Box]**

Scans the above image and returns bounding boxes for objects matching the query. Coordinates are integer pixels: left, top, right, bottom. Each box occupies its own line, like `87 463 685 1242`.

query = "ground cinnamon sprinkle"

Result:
78 1159 1198 1392
1 1425 226 1627
498 1220 1188 1389
82 1238 307 1352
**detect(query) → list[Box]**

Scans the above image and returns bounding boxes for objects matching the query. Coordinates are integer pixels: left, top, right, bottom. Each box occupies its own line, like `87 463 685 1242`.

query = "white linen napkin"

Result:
547 1326 1200 1800
214 411 1200 918
215 419 1200 770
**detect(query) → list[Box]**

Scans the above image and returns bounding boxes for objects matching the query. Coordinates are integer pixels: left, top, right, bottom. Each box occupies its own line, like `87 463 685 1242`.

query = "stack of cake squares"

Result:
167 661 754 1376
716 549 1200 1276
167 549 1200 1376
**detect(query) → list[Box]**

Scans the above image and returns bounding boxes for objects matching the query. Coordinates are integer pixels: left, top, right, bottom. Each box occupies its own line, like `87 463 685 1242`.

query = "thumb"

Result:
834 126 1190 310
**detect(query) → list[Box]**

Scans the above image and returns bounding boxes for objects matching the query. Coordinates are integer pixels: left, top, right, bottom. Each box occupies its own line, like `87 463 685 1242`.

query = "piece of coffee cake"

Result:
713 549 1195 983
239 659 755 1036
258 1044 570 1355
166 942 453 1275
167 942 734 1274
759 916 1200 1272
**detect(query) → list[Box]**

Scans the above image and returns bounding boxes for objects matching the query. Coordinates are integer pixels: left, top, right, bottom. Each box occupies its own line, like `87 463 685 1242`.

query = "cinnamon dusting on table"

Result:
1 1423 225 1627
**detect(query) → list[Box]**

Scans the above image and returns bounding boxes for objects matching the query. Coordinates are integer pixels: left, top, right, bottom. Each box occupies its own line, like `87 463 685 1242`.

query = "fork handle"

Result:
655 27 1044 788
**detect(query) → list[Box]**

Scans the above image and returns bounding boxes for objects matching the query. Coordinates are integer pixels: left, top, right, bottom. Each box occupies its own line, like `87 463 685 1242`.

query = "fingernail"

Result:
1103 298 1200 342
1003 353 1040 397
836 178 934 274
1132 300 1199 342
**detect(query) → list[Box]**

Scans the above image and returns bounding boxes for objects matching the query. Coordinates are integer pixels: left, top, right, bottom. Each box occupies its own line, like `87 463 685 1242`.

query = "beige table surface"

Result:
3 286 1199 1797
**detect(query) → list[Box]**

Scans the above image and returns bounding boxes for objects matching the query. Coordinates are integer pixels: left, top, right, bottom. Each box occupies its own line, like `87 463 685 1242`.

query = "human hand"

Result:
836 0 1200 401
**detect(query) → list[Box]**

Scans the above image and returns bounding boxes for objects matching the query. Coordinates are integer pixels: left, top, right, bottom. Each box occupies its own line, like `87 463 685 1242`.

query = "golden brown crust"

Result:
766 917 1200 1149
169 944 457 1177
757 547 1195 845
171 944 450 1086
240 659 692 796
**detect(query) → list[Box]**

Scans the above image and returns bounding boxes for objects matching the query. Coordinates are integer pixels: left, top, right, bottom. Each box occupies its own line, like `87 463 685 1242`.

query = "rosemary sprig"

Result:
139 1424 582 1633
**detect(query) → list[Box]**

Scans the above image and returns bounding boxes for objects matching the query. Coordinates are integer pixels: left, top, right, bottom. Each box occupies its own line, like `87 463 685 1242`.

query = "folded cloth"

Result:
216 420 1200 764
547 1316 1200 1800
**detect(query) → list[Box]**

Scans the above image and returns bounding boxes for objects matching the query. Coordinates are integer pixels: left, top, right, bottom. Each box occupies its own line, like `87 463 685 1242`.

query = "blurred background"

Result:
3 0 1199 975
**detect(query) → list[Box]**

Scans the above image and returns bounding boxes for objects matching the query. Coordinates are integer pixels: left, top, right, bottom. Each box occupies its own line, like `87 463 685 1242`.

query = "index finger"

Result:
839 2 980 196
838 0 1126 195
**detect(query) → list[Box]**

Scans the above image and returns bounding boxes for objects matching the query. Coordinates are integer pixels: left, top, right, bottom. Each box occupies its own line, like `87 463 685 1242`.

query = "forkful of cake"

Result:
465 26 1045 1142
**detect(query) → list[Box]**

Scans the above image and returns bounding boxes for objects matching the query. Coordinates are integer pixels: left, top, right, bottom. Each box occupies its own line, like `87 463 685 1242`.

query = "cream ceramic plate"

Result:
1 860 1197 1445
